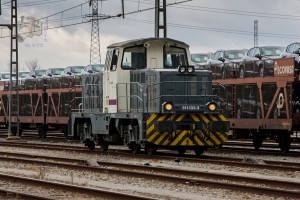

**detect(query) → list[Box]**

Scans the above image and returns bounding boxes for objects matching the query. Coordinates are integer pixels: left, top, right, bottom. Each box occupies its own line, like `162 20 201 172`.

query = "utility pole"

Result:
0 0 19 137
155 0 167 38
89 0 101 64
254 20 258 47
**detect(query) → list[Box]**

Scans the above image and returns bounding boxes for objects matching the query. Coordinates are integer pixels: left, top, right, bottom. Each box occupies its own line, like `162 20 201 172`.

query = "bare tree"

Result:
25 59 40 71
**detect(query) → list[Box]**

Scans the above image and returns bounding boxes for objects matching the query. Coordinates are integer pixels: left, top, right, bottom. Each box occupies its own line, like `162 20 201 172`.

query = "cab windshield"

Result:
164 46 188 68
121 46 146 70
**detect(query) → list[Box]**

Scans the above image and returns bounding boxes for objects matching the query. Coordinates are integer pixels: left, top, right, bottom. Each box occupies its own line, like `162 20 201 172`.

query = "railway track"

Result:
208 146 300 157
0 140 299 171
0 150 299 199
224 140 300 150
2 129 300 155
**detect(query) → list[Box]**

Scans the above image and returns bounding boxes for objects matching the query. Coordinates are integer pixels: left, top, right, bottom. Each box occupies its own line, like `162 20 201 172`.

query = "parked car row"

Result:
192 41 300 78
0 64 105 82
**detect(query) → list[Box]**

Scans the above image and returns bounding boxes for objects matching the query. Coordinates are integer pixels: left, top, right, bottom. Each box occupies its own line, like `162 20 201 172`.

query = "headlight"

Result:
207 102 216 111
178 66 186 74
164 103 173 111
177 65 196 75
187 66 195 73
162 102 173 113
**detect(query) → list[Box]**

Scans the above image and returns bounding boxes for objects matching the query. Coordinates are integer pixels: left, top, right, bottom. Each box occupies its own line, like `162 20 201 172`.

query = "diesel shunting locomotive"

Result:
68 37 230 155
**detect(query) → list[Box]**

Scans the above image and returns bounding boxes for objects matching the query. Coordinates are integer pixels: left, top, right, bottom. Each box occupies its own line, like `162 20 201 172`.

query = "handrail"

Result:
116 82 144 113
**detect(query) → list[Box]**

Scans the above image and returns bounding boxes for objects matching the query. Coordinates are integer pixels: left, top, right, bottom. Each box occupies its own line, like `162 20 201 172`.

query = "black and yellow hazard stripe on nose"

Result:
146 113 229 147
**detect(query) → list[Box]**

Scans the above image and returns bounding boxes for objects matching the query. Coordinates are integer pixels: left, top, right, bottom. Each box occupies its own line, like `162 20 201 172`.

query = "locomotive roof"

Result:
107 37 189 49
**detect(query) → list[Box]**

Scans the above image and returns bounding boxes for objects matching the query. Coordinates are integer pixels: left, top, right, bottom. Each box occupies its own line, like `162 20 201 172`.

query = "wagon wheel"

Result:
278 133 291 153
194 147 205 156
145 143 157 155
178 147 187 155
130 143 141 154
11 127 17 136
38 125 47 138
61 125 68 139
253 133 263 150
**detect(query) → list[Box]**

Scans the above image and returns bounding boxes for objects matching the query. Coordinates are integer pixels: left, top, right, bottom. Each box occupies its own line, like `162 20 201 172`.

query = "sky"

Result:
0 0 300 71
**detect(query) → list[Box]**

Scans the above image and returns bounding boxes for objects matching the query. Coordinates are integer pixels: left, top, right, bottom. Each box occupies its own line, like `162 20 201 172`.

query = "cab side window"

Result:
110 49 119 71
105 50 112 71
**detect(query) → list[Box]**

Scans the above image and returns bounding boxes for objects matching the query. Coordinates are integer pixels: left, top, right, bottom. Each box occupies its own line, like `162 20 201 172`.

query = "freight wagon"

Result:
211 57 299 152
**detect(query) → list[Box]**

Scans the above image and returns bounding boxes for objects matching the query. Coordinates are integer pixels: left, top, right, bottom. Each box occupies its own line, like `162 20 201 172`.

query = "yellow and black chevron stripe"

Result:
146 113 229 147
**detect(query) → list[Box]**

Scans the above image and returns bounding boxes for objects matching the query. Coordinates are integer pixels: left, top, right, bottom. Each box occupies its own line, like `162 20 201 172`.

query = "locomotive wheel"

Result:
130 143 141 154
145 143 157 155
178 147 186 155
194 147 205 156
87 141 95 151
99 142 109 152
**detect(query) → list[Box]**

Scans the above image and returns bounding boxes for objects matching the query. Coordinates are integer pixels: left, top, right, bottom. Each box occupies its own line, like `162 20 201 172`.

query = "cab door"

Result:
103 49 119 113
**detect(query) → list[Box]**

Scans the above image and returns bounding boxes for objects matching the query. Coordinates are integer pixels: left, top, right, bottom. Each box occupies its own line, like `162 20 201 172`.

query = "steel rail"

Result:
0 172 157 200
0 153 300 198
224 141 300 150
0 188 55 200
0 141 299 172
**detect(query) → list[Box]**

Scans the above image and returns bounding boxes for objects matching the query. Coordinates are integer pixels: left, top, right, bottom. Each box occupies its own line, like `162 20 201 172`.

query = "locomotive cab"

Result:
103 38 194 114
